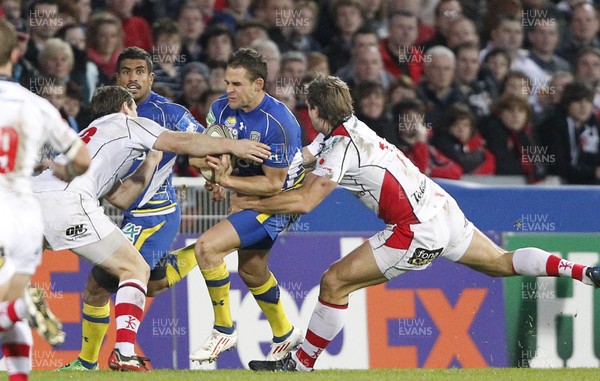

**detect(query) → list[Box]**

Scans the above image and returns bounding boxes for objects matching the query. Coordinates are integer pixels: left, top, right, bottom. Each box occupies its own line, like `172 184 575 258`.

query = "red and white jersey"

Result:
0 79 79 198
307 115 448 225
34 113 166 199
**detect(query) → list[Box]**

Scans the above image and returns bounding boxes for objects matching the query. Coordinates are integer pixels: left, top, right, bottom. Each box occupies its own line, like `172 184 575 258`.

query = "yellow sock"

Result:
166 243 198 287
201 262 234 332
249 272 293 339
79 302 110 364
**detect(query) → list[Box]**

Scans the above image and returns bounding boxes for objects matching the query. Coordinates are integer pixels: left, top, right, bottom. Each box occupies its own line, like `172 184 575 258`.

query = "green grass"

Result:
30 368 600 381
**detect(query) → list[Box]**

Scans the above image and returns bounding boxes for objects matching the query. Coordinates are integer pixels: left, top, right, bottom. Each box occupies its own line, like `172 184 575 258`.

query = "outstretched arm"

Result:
230 173 337 215
153 131 270 163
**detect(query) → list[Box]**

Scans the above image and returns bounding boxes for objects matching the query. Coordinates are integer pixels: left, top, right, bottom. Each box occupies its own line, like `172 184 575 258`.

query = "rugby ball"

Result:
200 124 235 183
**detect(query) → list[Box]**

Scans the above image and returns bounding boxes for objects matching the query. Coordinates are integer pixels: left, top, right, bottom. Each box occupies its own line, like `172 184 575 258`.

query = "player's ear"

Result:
148 72 155 86
9 47 19 65
254 77 264 92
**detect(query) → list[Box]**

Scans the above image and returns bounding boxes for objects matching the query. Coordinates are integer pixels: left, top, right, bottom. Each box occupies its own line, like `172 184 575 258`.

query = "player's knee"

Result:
195 236 218 263
320 267 344 297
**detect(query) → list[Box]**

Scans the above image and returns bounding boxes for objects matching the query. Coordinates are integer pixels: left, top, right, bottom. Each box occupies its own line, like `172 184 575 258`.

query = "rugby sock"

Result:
1 321 32 381
295 299 348 370
165 244 198 287
249 272 293 339
513 247 588 283
202 262 234 333
0 299 27 332
79 302 110 366
114 279 146 356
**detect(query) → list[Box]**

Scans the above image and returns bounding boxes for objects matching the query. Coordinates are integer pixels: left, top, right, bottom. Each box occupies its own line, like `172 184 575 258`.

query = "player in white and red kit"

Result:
221 75 600 372
0 18 91 381
33 85 271 371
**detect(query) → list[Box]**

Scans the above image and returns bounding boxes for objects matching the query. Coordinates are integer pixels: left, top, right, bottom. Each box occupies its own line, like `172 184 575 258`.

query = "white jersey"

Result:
307 115 448 225
34 113 166 199
0 79 79 198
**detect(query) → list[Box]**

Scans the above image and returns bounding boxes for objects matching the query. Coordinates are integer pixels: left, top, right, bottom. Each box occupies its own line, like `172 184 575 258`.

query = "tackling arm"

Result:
231 173 337 214
104 150 163 210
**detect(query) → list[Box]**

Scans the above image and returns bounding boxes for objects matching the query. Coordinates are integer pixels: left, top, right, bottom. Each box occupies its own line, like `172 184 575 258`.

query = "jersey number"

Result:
80 127 97 144
0 126 19 174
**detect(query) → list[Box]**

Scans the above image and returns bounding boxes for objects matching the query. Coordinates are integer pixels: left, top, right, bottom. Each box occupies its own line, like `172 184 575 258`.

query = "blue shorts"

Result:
227 209 296 250
120 208 181 270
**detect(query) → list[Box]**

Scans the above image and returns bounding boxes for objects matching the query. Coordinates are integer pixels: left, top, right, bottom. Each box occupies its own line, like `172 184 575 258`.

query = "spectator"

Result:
388 74 417 107
211 0 252 31
25 0 62 68
454 42 493 119
34 75 66 111
306 51 330 76
479 95 546 183
177 2 205 62
106 0 153 52
177 61 210 122
557 2 600 66
480 47 512 99
431 103 495 175
338 44 393 92
56 24 99 102
200 23 234 65
500 70 532 100
235 18 269 49
362 0 388 37
250 38 281 90
416 45 465 130
322 0 365 74
423 0 463 49
207 59 227 92
256 0 294 52
335 26 379 81
38 38 74 87
480 13 528 69
390 0 435 46
446 15 480 49
11 23 38 88
380 11 424 84
540 81 600 184
286 0 320 52
353 81 394 143
152 18 184 99
278 51 307 88
86 12 123 86
62 80 92 132
393 98 463 179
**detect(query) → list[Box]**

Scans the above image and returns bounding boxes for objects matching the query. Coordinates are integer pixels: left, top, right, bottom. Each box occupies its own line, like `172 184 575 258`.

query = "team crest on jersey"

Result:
408 247 443 266
250 131 261 142
318 137 341 157
224 116 237 129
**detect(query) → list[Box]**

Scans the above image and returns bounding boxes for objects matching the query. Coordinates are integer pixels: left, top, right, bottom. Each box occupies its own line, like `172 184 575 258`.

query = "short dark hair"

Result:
91 86 134 119
200 23 234 50
559 82 595 110
152 18 180 41
437 102 474 132
392 98 425 117
227 48 268 84
117 46 153 73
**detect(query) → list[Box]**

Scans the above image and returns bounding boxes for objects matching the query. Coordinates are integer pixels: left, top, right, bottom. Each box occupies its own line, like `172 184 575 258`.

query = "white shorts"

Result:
0 194 44 284
35 190 120 260
369 197 475 280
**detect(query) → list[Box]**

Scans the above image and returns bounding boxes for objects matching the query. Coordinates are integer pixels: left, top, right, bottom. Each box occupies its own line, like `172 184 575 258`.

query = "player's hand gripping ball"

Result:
200 124 236 183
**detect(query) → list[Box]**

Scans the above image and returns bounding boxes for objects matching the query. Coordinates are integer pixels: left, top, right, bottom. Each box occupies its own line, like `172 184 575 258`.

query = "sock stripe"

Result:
205 277 230 288
305 329 331 349
2 343 30 358
115 303 144 320
118 282 147 295
116 328 137 343
7 303 18 323
318 298 348 310
82 313 110 324
546 255 561 276
9 374 28 381
572 264 585 281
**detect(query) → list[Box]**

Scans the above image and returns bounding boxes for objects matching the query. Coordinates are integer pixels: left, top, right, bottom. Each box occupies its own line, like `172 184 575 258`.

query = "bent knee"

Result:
320 267 345 297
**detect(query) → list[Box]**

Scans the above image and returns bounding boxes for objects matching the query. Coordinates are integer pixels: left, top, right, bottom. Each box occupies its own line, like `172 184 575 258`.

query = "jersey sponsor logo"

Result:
407 247 443 266
250 131 261 142
411 179 426 204
317 137 341 157
206 109 216 126
225 116 237 129
65 224 88 237
122 222 142 244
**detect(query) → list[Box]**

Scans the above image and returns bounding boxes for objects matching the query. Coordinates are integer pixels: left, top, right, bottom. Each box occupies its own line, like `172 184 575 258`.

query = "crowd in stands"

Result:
3 0 600 185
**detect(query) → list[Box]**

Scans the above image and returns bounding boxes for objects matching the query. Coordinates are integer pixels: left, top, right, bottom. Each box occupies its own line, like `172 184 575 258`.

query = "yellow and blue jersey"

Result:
207 93 304 191
207 93 305 249
125 91 205 217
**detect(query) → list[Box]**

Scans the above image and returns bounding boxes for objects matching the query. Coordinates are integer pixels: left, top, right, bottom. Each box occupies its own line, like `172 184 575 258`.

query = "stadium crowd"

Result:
2 0 600 184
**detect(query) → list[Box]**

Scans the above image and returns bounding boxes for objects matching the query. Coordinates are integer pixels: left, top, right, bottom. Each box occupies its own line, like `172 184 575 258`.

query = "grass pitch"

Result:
30 368 600 381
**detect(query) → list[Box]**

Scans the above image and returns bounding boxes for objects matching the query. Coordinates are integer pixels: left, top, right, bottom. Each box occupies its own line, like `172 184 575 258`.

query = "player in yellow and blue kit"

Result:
59 47 204 371
188 48 305 363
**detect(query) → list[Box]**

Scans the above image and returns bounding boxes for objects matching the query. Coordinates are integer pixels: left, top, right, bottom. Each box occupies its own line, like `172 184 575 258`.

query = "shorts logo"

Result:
66 224 88 237
408 247 443 266
122 223 142 244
